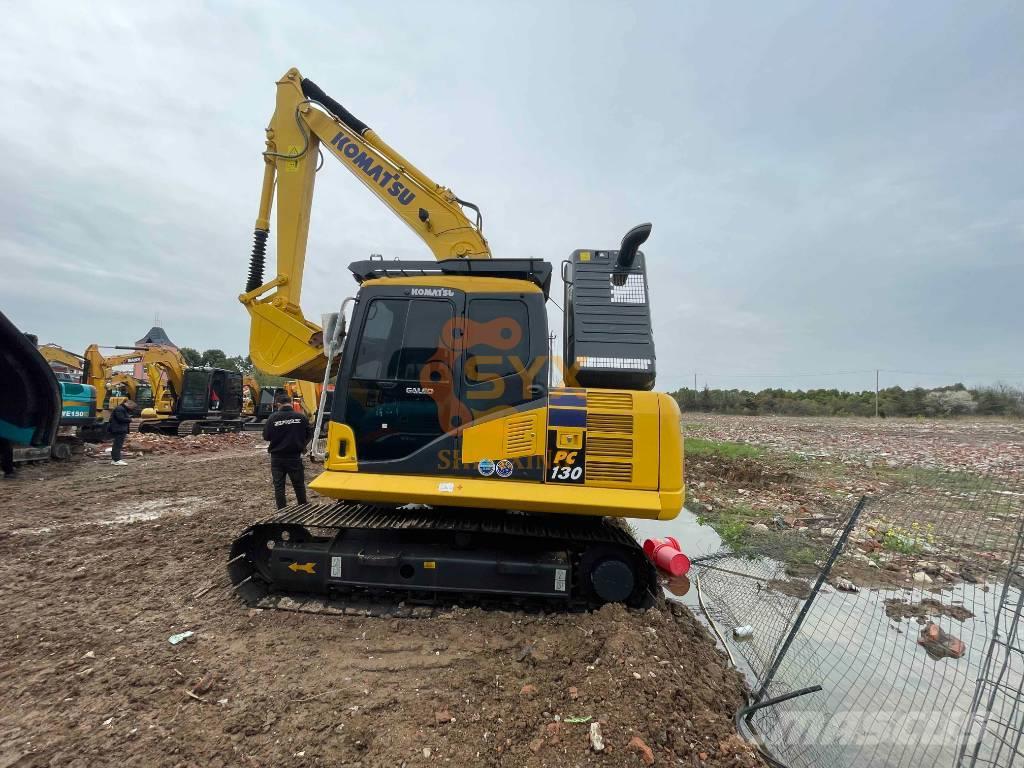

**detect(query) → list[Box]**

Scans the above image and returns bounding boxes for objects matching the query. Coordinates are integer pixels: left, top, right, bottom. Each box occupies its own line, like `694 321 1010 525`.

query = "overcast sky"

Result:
1 1 1021 392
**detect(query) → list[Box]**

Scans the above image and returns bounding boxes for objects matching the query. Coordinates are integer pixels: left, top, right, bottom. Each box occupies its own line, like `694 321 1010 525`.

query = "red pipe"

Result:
652 542 691 577
642 536 681 558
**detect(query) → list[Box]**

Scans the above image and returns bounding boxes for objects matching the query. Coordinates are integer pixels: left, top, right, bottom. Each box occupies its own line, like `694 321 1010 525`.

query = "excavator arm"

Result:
38 344 85 374
240 67 491 380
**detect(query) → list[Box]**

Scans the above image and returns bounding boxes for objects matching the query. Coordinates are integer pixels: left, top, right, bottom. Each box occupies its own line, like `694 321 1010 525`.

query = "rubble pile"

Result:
683 414 1022 589
683 414 1024 475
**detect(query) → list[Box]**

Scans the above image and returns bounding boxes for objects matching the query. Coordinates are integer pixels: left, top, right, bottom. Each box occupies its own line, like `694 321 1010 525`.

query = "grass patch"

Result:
729 503 761 518
696 503 765 550
876 465 996 492
697 514 749 550
685 437 765 460
694 500 823 567
873 522 934 555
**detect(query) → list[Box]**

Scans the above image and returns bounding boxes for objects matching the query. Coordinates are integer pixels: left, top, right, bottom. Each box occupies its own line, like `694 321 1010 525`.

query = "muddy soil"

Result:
0 436 762 768
882 598 975 623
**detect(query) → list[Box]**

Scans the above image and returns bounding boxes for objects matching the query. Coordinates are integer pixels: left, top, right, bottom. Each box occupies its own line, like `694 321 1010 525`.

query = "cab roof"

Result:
348 258 552 298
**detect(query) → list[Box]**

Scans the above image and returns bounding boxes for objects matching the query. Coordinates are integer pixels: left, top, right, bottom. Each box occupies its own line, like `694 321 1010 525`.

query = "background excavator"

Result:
242 376 285 427
104 373 156 412
242 377 328 430
36 344 99 432
83 345 245 437
284 379 331 423
229 68 682 609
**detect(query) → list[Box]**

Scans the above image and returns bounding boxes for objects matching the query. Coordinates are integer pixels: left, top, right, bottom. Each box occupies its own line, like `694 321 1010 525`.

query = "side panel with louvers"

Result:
583 389 660 491
504 413 540 457
461 406 544 465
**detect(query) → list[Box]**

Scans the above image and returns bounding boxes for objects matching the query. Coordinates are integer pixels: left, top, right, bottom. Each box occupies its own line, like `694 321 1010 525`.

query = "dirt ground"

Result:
0 435 762 768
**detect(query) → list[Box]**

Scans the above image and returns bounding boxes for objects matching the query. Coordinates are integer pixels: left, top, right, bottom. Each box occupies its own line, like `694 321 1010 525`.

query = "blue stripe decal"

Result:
549 393 586 408
548 408 586 427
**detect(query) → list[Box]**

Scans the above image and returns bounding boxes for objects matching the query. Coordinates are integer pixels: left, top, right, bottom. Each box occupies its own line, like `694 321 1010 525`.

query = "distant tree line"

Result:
670 383 1024 418
179 348 287 386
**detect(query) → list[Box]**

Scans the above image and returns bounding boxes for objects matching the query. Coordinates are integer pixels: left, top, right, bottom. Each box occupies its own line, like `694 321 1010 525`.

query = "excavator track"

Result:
228 502 657 612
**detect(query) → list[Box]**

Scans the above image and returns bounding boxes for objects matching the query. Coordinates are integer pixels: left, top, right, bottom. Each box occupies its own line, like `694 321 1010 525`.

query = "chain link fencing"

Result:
689 467 1023 768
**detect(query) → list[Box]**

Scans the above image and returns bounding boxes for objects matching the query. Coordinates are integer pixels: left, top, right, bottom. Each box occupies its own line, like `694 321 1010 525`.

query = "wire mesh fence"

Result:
690 467 1024 768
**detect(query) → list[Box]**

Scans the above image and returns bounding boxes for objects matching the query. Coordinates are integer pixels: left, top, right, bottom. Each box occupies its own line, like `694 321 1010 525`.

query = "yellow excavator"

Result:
229 68 682 608
242 376 286 426
105 373 156 412
36 344 100 430
242 376 326 430
284 379 329 422
83 345 245 436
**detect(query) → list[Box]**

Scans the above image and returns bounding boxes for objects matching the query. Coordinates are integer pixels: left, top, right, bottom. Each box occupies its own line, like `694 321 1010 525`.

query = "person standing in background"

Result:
108 400 136 466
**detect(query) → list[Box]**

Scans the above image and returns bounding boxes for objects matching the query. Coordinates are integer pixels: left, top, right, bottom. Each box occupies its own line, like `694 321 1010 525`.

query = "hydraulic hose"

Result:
300 78 370 136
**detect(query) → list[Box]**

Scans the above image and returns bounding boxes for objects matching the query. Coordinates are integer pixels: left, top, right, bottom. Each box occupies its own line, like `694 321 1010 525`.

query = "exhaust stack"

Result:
615 223 652 270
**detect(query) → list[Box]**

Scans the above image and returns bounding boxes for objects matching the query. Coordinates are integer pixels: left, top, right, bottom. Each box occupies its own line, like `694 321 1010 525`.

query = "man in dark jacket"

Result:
263 397 312 509
108 400 136 466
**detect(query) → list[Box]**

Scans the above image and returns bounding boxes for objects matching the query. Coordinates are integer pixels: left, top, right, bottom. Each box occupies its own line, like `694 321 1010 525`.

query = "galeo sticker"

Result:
495 459 514 478
478 459 495 477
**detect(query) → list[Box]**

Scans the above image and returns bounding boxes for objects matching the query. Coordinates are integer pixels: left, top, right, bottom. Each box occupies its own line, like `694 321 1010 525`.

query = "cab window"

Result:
465 299 530 382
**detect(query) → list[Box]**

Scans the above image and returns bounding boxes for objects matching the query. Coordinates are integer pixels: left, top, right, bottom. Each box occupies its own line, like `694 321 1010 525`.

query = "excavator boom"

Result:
240 68 490 380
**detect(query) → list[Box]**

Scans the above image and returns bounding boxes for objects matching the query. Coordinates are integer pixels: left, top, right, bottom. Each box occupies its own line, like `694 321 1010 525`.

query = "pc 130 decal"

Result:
546 431 586 484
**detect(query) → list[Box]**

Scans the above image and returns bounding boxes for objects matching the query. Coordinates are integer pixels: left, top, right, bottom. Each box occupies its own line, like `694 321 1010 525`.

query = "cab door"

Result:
338 287 462 467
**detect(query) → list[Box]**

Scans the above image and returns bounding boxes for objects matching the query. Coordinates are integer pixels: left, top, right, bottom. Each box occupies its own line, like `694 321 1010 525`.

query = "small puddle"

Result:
9 496 213 534
628 507 723 607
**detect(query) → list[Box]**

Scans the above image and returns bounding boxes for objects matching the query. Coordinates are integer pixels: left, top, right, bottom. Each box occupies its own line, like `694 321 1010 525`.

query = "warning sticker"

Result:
284 145 301 172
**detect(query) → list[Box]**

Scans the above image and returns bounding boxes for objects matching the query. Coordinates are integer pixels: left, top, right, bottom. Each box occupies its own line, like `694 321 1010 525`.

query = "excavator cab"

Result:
135 383 155 410
257 387 285 419
328 260 549 468
178 369 244 419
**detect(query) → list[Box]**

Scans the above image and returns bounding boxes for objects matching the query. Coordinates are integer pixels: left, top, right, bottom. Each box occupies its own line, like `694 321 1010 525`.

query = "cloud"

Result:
0 0 1021 391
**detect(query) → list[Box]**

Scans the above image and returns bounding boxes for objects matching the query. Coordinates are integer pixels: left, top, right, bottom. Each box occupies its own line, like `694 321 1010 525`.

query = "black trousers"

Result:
271 455 307 509
111 433 127 462
0 438 13 476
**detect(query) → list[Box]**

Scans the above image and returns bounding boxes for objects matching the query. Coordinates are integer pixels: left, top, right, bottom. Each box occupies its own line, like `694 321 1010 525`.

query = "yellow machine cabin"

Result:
311 264 682 521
